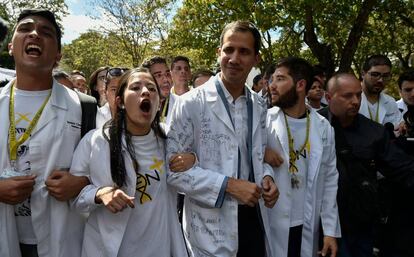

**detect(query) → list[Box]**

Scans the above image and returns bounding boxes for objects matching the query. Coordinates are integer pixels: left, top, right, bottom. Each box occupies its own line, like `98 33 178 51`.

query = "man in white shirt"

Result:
266 57 340 257
0 9 88 257
396 69 414 116
359 55 402 128
171 55 191 95
167 21 279 257
142 56 176 131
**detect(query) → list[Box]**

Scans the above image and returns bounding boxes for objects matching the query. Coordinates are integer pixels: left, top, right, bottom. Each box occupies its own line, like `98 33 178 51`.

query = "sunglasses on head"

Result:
106 67 130 80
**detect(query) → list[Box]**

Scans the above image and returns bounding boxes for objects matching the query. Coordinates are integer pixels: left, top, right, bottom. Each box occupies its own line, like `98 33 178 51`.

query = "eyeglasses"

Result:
105 67 129 82
367 71 391 81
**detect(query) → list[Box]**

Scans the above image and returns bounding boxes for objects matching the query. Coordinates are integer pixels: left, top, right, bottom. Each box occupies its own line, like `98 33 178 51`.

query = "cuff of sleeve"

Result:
263 163 274 180
72 184 101 213
215 176 229 208
190 152 199 167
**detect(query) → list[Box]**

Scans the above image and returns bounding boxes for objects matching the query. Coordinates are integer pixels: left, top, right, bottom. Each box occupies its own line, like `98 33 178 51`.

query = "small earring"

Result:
121 105 125 109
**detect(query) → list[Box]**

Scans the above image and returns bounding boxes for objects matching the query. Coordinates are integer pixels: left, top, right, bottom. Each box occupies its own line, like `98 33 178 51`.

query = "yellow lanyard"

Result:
283 111 310 177
368 100 380 123
160 97 169 123
8 82 52 168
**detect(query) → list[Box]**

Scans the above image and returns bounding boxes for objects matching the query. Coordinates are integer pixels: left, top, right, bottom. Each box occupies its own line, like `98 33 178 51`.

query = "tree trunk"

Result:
303 6 335 79
338 0 378 72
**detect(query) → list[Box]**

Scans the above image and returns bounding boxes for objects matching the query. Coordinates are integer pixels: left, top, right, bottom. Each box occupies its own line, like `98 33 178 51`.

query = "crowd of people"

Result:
0 8 414 257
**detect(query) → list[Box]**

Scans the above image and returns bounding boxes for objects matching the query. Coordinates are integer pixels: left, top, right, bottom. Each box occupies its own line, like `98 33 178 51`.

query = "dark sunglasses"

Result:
105 67 129 81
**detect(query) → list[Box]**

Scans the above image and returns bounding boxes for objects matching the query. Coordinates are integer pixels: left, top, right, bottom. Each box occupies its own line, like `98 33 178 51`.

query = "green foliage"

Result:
89 0 175 67
60 31 132 79
165 0 413 76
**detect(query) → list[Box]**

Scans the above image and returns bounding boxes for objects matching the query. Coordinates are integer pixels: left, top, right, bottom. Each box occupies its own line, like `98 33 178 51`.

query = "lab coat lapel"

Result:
307 110 323 187
32 81 67 136
206 77 235 133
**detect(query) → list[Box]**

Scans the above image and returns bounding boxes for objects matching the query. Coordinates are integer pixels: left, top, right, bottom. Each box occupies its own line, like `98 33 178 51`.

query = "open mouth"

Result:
25 44 42 56
140 99 152 113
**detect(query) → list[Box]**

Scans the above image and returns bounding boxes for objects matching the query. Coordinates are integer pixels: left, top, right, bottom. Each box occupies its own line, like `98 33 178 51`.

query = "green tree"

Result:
60 30 133 79
90 0 175 67
166 0 413 79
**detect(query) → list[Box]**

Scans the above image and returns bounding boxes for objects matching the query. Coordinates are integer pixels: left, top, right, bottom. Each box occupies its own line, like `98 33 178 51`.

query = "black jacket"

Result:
319 108 414 235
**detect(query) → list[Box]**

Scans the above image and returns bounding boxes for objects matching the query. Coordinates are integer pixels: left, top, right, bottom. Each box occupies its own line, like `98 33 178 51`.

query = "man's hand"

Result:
262 175 279 208
45 170 89 201
319 236 337 257
264 147 284 167
169 153 196 172
0 175 36 204
226 178 262 207
95 187 135 213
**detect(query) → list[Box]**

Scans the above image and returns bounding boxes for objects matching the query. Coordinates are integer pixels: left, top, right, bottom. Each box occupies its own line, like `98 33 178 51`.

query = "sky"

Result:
61 0 103 44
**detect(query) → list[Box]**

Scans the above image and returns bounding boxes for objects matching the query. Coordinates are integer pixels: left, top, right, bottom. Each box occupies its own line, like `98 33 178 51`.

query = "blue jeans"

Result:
338 231 374 257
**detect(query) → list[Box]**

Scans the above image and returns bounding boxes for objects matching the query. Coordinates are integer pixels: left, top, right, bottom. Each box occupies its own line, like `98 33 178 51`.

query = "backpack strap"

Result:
76 91 97 137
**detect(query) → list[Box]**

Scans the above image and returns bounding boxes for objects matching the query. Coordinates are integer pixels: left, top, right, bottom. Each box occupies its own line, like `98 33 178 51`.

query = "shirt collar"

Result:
217 73 247 103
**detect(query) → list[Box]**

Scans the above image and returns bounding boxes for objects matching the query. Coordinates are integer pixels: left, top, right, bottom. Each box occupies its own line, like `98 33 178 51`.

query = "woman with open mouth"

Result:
68 67 191 257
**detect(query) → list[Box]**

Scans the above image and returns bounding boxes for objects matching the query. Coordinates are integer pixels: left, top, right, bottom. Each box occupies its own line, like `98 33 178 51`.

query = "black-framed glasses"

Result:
367 71 391 81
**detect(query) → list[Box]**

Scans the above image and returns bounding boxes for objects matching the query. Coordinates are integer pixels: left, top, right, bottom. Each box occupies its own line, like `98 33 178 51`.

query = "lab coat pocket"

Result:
58 122 82 167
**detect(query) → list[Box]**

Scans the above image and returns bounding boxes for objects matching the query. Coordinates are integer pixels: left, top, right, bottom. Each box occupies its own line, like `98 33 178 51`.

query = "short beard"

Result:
364 80 383 95
273 85 298 109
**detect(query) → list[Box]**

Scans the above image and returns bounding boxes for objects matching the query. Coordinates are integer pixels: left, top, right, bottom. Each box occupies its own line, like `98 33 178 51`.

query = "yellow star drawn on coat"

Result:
16 113 31 124
149 157 164 173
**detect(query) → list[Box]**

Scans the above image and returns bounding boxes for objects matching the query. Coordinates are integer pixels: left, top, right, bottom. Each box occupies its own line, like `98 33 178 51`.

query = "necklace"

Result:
283 110 310 189
367 99 380 122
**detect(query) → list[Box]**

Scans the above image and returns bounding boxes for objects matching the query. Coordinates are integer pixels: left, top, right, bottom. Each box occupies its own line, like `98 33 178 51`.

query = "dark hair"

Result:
52 69 69 80
276 57 314 93
362 54 392 72
142 56 168 69
171 56 190 70
89 66 110 104
398 69 414 90
220 21 261 54
263 63 276 80
253 74 262 85
192 69 214 84
70 70 86 78
103 67 166 187
313 64 326 78
17 9 62 51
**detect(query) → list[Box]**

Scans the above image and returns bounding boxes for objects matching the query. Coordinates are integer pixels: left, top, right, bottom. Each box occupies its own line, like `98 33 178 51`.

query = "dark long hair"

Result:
89 66 110 106
103 67 166 187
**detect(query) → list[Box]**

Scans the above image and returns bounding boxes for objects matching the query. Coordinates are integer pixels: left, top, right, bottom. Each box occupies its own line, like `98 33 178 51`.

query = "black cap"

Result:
17 9 61 50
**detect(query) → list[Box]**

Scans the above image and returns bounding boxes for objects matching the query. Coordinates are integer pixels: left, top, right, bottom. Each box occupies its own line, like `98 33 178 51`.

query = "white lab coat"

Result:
396 98 408 115
70 128 188 257
0 80 85 257
266 107 341 257
359 92 402 127
166 75 275 257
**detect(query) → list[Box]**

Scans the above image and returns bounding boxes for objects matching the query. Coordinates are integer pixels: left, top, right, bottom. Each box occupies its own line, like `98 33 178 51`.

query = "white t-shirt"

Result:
12 87 51 244
367 101 380 122
285 115 309 227
117 130 172 257
95 103 111 128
